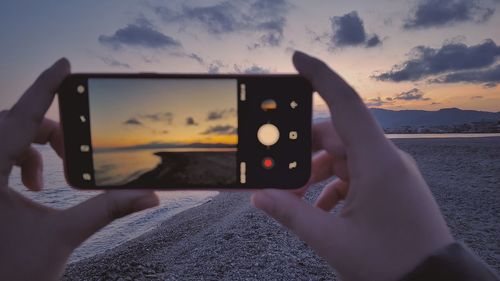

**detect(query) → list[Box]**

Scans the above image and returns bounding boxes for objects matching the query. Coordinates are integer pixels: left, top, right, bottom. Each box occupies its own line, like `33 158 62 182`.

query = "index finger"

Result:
3 59 70 159
34 118 64 158
293 51 387 153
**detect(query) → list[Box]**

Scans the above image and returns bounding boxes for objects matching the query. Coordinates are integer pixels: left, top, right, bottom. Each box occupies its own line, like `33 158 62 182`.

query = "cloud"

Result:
153 130 169 134
365 97 393 107
207 108 236 120
365 88 430 107
154 0 290 48
99 19 181 50
201 125 237 135
187 53 204 64
100 56 130 68
208 60 225 73
393 88 430 101
186 117 198 126
329 11 382 48
365 35 382 48
123 113 173 133
431 64 500 85
139 112 173 124
234 64 271 74
373 39 500 82
205 60 270 74
471 95 484 99
404 0 495 29
123 118 143 126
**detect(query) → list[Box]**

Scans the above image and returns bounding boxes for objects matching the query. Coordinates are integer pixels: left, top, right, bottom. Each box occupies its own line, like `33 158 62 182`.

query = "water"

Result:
94 147 237 186
8 145 217 262
94 149 161 186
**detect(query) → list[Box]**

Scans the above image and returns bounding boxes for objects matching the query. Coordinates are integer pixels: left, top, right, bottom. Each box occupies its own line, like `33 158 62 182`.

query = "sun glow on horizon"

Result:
88 78 238 149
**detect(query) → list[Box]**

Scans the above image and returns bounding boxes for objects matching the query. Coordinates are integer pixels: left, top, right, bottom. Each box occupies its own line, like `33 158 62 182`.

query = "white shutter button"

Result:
257 123 280 146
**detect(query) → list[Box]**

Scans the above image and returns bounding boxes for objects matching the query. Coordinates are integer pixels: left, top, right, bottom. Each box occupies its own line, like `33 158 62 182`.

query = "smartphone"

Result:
58 74 312 190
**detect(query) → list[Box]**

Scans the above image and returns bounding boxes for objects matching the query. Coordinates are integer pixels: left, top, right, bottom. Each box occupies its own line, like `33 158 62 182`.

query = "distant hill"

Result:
369 108 500 129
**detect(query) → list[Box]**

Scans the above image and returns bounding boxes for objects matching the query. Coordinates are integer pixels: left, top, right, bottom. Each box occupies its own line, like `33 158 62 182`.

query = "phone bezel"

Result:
58 73 312 190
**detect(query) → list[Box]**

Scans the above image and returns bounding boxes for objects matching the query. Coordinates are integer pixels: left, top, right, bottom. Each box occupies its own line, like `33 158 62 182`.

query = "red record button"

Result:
262 157 275 169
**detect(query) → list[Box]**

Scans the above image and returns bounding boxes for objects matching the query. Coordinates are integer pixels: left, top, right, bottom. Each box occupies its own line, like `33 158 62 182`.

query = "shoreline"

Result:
63 137 500 280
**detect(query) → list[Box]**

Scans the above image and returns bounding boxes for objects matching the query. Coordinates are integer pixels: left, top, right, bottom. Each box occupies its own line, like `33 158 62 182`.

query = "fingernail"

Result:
133 193 159 211
52 57 71 73
293 50 309 60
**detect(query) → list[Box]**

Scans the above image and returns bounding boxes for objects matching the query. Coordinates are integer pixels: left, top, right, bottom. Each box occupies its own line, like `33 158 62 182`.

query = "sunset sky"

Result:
89 78 237 148
1 0 499 120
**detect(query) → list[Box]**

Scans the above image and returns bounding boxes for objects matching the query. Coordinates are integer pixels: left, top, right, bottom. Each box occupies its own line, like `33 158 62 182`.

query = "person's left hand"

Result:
0 59 159 281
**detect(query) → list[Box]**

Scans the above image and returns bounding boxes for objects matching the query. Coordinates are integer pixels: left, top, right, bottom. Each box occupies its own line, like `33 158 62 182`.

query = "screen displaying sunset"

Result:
88 78 237 186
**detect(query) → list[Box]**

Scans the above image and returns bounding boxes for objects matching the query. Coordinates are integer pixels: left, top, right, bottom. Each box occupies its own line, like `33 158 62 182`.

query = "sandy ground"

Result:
63 137 500 280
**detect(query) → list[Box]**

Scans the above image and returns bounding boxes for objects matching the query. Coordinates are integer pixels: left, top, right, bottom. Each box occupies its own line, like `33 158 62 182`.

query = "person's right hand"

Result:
252 52 454 281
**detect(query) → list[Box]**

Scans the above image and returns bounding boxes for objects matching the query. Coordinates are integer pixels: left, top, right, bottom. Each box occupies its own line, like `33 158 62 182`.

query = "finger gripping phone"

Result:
58 74 312 190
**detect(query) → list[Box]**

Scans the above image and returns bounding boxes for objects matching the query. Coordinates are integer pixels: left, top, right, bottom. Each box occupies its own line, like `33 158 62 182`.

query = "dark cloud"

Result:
100 56 130 68
393 88 430 101
207 108 236 120
329 11 381 48
365 97 393 107
471 95 484 99
123 112 175 133
154 0 290 48
373 39 500 82
187 53 204 64
365 88 430 106
207 60 225 74
234 64 271 74
186 117 198 126
139 112 174 124
207 60 224 73
483 82 498 88
123 118 142 126
99 19 181 50
431 64 500 85
203 60 270 74
404 0 495 29
201 125 237 135
365 35 382 48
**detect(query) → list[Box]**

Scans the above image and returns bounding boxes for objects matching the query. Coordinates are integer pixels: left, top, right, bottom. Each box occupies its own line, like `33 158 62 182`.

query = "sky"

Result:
1 0 499 121
89 78 237 148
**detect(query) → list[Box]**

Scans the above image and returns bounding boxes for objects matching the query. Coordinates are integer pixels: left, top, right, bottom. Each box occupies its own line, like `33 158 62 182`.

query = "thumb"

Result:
251 189 331 249
56 190 159 249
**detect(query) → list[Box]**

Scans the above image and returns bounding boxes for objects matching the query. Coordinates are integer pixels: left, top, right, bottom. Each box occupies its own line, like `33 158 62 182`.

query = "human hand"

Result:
0 59 159 281
252 52 454 281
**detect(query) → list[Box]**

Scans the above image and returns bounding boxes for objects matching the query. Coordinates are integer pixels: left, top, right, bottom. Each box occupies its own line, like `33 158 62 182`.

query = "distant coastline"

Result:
94 143 237 153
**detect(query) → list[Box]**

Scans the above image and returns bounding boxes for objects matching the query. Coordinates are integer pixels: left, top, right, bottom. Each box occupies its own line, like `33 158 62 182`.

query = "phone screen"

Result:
59 74 312 189
87 78 238 187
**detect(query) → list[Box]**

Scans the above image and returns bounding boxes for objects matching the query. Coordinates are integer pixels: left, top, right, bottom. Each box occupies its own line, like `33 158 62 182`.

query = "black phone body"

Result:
58 74 312 190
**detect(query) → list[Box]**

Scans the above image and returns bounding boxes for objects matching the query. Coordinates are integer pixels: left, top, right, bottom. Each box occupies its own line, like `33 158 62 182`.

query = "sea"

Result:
8 133 500 262
9 145 218 262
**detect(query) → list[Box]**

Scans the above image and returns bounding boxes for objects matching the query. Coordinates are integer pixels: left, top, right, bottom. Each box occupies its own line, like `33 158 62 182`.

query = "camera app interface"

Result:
88 78 238 187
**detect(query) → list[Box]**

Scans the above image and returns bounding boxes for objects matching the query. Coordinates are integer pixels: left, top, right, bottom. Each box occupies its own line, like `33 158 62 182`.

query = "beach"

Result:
63 137 500 280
